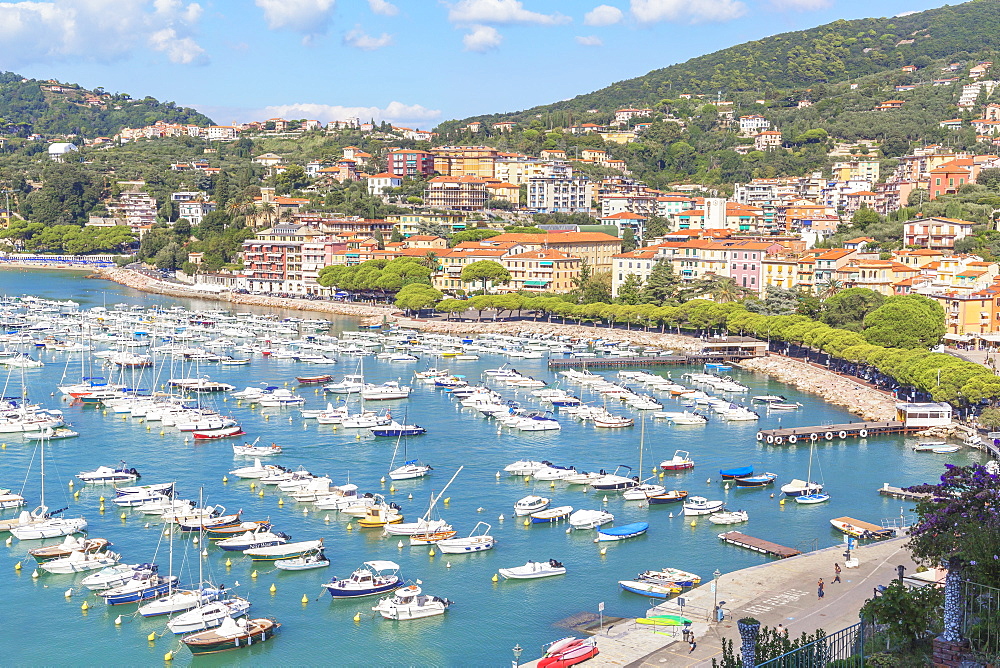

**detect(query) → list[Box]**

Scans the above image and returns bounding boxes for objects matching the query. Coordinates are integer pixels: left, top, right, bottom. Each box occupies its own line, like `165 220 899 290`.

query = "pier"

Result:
878 483 932 501
546 353 758 370
717 531 802 558
755 420 918 444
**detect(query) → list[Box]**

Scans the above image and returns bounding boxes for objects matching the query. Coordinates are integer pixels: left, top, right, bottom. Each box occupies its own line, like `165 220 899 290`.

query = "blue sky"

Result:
0 0 951 128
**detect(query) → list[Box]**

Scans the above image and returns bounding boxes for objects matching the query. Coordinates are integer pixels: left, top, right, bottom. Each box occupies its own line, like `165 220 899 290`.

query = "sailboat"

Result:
388 419 432 481
10 432 87 540
788 439 830 505
623 416 665 500
385 467 462 536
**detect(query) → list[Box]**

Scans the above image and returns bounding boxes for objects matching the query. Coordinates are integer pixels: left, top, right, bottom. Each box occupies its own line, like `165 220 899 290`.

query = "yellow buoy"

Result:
99 496 105 502
1 443 5 449
81 600 89 611
301 594 309 604
690 520 697 527
68 481 74 488
779 498 786 506
14 562 21 571
550 481 555 488
164 651 174 661
146 425 150 431
492 573 499 582
353 612 361 622
250 482 256 490
73 490 80 499
599 547 607 556
278 498 284 506
389 486 396 493
120 512 127 520
251 570 258 579
346 523 353 531
265 415 270 421
225 558 232 568
147 631 156 642
523 518 530 526
429 548 435 557
269 583 276 594
258 490 264 497
222 476 228 483
524 476 530 482
443 497 450 504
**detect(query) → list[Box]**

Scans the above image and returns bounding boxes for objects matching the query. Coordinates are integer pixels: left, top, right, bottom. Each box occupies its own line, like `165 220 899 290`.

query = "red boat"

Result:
538 638 599 667
297 375 333 385
193 426 246 440
660 449 695 471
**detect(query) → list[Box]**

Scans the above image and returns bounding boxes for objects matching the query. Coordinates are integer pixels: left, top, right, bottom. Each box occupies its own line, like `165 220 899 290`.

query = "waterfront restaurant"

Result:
895 402 953 428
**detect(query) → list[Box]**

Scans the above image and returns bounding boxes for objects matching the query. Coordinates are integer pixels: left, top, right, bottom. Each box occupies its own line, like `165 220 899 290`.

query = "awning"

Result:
943 333 973 341
524 280 550 286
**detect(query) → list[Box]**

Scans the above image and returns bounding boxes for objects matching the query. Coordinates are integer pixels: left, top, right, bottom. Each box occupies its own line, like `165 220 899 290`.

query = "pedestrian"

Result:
682 628 690 642
689 634 697 653
817 578 825 599
834 563 842 583
777 623 788 638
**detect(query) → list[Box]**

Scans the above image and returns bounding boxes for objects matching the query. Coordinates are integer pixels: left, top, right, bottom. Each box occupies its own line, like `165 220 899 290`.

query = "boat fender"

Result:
838 431 847 439
756 432 763 441
859 429 868 438
774 437 783 445
766 435 774 444
825 431 834 440
788 435 797 444
809 433 818 441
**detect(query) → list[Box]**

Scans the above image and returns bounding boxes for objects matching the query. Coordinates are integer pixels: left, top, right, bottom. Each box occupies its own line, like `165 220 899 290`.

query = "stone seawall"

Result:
736 355 898 421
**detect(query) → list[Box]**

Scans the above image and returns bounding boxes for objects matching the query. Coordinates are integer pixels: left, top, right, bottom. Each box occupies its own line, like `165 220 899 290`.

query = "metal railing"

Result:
963 580 1000 663
755 620 877 668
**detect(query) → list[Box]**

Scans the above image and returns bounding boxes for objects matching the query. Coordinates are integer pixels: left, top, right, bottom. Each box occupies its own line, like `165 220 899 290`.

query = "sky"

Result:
0 0 956 128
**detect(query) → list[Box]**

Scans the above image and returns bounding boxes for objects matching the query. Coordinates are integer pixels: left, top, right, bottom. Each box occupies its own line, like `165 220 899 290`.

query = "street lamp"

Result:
512 643 523 668
713 568 722 621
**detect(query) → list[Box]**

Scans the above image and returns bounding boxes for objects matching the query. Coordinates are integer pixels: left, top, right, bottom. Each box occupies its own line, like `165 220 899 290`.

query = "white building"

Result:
177 200 215 226
526 164 592 213
367 172 403 196
48 142 78 162
738 115 770 135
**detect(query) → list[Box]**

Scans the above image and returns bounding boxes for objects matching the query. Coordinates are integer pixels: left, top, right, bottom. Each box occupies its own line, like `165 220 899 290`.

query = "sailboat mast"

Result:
39 434 45 509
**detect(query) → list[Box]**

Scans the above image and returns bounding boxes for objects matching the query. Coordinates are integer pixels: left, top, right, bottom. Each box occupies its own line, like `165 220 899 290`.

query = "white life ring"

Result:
757 432 764 441
774 436 784 445
825 431 834 440
838 431 847 439
859 429 868 438
788 435 798 444
809 433 818 441
766 435 774 444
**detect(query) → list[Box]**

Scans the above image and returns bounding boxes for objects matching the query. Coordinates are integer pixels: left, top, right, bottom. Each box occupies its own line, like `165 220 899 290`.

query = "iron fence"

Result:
962 580 1000 663
755 620 878 668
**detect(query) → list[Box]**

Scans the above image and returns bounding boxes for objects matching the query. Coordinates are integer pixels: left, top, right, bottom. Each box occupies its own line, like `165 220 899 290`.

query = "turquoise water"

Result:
0 269 982 666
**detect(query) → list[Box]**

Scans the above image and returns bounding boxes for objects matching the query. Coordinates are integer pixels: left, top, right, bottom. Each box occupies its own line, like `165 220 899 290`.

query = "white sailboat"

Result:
10 433 87 540
388 421 432 481
623 417 665 500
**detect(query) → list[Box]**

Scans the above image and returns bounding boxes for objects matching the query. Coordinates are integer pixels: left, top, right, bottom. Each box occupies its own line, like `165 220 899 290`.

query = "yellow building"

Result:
598 131 637 144
503 249 581 293
487 232 622 273
762 257 798 290
385 212 469 236
831 160 881 183
431 146 500 178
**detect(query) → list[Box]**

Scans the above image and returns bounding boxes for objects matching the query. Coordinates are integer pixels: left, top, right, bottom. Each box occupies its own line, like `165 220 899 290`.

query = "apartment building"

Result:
487 232 622 273
386 150 436 178
526 165 592 213
242 223 341 294
424 175 489 211
503 249 581 292
431 146 500 178
903 217 975 250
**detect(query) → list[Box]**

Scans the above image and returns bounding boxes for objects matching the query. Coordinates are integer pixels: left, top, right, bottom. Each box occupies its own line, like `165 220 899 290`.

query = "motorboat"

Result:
177 512 243 532
504 460 548 476
636 568 701 587
29 536 110 562
40 550 121 574
372 421 427 437
372 584 452 620
24 427 79 440
389 459 432 481
81 563 140 591
75 462 140 484
232 441 283 457
913 441 947 452
533 464 577 481
561 471 604 486
244 538 324 561
11 514 88 540
618 580 681 598
438 522 495 554
114 481 174 498
323 560 402 598
167 596 252 634
383 517 451 536
734 472 778 488
514 495 550 516
274 549 330 571
182 617 280 655
593 414 634 428
596 522 648 541
660 450 695 471
530 506 573 524
361 381 411 401
568 509 614 529
313 484 361 511
100 564 178 605
682 496 725 516
795 493 831 505
719 466 754 480
590 465 638 491
498 559 566 579
138 584 223 617
216 528 290 551
229 458 285 479
356 502 404 528
0 489 25 509
648 490 688 505
324 374 365 394
708 510 749 525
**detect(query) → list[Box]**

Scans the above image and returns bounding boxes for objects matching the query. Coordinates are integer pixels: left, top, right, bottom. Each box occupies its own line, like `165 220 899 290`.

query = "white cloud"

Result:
255 0 335 38
630 0 746 23
0 0 207 66
584 4 623 26
575 35 603 46
462 24 503 51
343 25 393 50
449 0 569 25
367 0 398 16
258 101 441 127
769 0 831 9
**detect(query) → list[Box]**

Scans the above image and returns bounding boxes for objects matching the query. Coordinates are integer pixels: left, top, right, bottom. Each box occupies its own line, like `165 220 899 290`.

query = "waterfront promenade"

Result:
525 537 918 667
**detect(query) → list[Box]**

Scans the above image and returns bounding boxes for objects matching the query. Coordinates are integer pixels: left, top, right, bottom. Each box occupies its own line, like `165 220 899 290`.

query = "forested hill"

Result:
0 72 214 138
440 0 1000 128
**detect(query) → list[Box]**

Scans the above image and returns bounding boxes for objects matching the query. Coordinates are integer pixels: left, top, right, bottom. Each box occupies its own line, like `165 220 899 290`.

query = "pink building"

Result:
386 150 436 178
726 241 785 292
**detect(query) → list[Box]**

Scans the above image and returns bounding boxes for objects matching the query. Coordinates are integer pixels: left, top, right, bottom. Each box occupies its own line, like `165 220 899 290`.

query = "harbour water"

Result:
0 269 982 666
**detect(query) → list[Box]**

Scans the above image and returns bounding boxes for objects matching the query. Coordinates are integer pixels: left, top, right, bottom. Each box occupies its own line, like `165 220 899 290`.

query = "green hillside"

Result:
440 0 1000 128
0 71 214 138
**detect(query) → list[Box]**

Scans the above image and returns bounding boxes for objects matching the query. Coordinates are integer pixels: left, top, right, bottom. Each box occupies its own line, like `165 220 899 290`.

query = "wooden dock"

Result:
756 421 918 445
717 531 801 559
878 484 932 501
547 354 757 370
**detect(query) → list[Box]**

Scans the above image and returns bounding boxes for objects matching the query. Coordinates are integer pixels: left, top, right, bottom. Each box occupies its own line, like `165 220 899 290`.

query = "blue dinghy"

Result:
597 522 649 542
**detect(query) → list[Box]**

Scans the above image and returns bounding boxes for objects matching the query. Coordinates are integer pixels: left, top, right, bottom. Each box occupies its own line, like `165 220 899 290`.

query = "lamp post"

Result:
512 643 523 668
713 568 722 621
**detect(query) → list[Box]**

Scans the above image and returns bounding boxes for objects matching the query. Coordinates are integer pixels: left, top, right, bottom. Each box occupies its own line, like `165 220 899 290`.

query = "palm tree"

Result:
708 277 749 303
421 251 439 271
259 201 275 227
818 279 845 300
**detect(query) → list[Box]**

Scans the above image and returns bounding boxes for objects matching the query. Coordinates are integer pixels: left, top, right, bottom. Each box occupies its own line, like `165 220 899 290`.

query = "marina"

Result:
755 420 918 444
0 268 986 666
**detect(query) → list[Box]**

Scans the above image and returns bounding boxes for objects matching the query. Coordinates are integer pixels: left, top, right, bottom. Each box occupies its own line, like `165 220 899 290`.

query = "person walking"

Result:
777 624 788 639
817 578 825 599
688 634 697 653
834 563 842 583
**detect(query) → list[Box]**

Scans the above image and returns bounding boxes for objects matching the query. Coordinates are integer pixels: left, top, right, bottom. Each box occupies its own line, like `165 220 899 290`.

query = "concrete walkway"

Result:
527 537 918 667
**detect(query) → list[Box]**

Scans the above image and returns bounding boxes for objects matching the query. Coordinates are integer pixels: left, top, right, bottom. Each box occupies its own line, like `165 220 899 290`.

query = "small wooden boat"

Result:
913 441 946 452
30 536 111 562
296 375 333 385
499 559 566 579
830 517 895 540
734 472 777 488
530 506 573 524
182 616 279 655
244 538 324 561
795 493 831 505
408 529 458 545
596 522 648 541
648 490 688 505
193 425 245 440
719 466 753 479
206 520 271 538
438 522 495 553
